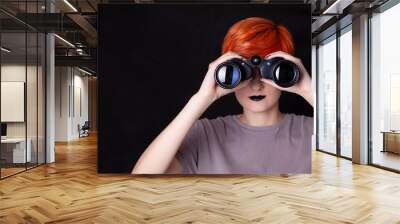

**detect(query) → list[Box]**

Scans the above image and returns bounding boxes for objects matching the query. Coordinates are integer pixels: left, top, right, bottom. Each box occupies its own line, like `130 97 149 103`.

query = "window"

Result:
0 1 46 179
317 35 337 154
370 2 400 171
339 27 352 158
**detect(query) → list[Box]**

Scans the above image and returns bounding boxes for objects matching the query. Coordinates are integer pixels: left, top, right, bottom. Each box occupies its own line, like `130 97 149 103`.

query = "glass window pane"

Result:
38 32 45 165
340 28 352 158
0 1 46 179
27 31 38 169
317 36 337 154
371 3 400 171
1 31 28 178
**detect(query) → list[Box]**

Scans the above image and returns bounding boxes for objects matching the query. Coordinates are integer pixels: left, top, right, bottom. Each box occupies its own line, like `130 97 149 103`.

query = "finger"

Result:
265 51 297 62
265 52 306 73
216 85 236 97
265 52 308 75
225 51 242 57
219 51 241 60
214 52 243 65
265 51 286 59
208 55 242 78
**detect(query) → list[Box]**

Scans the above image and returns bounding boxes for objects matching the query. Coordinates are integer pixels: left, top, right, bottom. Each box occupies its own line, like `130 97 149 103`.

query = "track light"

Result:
78 67 93 76
54 34 75 48
1 47 11 53
322 0 354 15
63 0 78 12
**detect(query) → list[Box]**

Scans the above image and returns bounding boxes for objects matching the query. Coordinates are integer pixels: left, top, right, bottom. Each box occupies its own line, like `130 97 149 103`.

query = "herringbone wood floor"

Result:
1 134 400 224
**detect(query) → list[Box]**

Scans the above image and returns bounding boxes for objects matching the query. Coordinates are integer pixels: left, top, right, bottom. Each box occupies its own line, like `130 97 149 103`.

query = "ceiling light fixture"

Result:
54 34 75 48
1 47 11 53
63 0 78 12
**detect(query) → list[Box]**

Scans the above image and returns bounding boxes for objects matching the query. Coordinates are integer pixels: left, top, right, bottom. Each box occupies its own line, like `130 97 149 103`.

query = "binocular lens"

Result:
216 64 241 88
274 62 297 87
214 55 300 89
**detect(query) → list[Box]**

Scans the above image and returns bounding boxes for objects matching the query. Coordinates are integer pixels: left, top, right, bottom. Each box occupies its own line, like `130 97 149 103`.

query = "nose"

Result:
249 71 264 91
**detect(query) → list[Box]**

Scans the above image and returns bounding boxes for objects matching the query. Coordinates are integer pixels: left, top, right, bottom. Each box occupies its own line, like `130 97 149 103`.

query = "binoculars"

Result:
214 55 300 89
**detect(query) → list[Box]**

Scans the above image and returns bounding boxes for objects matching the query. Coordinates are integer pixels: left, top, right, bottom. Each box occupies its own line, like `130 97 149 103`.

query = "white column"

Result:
46 0 55 163
352 14 369 164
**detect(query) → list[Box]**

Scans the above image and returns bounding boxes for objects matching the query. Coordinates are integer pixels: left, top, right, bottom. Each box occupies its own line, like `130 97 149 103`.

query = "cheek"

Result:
234 89 248 105
263 85 282 101
270 89 282 101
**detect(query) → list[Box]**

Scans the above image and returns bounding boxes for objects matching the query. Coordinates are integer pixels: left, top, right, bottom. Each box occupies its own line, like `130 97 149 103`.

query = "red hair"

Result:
222 17 294 58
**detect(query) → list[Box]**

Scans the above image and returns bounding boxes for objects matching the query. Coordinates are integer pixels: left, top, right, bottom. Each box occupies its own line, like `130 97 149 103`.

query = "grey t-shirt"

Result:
175 113 313 174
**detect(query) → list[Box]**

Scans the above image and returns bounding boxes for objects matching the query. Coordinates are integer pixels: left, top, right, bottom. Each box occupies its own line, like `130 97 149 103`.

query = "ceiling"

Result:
0 0 391 73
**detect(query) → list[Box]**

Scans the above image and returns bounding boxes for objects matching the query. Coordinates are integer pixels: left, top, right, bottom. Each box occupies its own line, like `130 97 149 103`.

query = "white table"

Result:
1 138 32 163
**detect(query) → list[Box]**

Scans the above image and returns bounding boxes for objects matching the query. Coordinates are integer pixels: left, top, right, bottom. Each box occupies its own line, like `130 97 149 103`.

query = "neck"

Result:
238 105 283 127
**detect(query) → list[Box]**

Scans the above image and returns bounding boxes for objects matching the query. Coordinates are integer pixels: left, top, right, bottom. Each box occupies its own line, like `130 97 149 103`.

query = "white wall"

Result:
72 73 89 138
55 66 70 141
55 67 89 141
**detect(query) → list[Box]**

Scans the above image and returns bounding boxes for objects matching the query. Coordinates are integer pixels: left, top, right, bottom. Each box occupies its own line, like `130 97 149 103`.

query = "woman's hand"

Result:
196 51 251 103
260 51 314 107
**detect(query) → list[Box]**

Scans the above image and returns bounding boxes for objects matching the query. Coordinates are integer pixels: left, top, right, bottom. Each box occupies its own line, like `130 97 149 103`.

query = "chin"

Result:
235 93 280 113
242 104 274 113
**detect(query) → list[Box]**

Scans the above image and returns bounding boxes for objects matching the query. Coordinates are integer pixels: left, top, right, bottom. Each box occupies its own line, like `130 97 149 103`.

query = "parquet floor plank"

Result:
1 134 400 223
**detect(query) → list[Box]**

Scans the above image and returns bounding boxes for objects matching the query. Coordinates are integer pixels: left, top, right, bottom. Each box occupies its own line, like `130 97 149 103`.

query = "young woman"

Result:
131 17 314 174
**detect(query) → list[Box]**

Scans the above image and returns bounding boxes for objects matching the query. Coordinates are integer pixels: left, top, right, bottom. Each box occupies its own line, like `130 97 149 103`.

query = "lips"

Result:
249 95 266 101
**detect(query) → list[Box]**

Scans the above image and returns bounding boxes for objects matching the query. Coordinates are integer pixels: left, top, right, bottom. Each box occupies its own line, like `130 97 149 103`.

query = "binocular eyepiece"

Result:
214 55 300 89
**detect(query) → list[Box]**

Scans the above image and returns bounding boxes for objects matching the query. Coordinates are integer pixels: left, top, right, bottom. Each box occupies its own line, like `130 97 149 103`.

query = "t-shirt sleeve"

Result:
175 120 203 174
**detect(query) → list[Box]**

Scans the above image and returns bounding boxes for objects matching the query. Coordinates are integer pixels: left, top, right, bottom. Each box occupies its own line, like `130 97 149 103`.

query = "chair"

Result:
78 121 90 138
